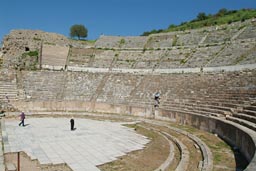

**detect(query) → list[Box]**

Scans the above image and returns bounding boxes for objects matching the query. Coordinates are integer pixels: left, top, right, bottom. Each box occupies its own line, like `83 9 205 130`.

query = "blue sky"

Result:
1 0 256 41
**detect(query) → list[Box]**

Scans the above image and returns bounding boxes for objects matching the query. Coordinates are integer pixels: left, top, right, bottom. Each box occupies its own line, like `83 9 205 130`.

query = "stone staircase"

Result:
21 71 66 101
0 70 18 102
0 81 18 101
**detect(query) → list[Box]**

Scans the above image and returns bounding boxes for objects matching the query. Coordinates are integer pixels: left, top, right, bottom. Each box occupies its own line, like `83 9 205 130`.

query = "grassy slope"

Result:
142 9 256 36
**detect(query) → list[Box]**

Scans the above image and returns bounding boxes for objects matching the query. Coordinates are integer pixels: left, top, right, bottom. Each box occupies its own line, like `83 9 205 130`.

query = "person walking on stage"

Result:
19 112 25 127
70 117 75 131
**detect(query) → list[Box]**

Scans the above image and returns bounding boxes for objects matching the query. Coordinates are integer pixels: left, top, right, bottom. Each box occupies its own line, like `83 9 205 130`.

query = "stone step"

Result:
233 113 256 124
0 97 18 101
1 87 18 91
163 100 232 113
161 106 223 118
183 97 252 108
0 92 18 95
0 90 17 93
191 96 254 104
226 116 256 131
0 84 17 87
238 110 256 117
6 163 16 171
161 102 229 116
243 106 256 113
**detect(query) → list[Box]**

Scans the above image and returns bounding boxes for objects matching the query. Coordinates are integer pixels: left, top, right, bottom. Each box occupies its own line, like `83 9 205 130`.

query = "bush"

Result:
22 50 38 58
120 38 125 44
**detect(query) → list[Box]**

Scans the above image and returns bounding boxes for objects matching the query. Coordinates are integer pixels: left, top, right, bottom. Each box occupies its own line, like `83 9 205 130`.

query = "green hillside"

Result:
142 8 256 36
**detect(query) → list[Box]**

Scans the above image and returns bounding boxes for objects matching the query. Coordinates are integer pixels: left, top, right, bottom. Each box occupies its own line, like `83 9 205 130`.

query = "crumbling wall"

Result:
1 30 70 69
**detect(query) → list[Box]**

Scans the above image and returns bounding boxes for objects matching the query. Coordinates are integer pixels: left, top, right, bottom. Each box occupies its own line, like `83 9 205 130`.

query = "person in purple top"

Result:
19 112 25 127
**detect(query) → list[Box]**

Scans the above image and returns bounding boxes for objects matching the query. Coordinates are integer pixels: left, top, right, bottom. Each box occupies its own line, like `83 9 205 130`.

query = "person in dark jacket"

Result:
70 117 75 131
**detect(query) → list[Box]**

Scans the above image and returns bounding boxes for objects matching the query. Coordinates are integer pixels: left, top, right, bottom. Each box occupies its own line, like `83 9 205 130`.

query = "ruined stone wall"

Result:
1 30 70 68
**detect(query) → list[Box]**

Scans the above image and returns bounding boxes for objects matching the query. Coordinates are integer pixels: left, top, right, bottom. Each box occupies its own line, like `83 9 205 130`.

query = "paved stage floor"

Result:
2 118 150 171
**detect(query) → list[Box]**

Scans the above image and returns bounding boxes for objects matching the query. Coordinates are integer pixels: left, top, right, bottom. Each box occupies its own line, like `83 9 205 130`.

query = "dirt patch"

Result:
98 124 170 171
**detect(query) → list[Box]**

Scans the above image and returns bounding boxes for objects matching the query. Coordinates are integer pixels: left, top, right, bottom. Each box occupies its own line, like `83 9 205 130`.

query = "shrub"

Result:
120 38 125 44
33 37 41 41
22 50 38 58
180 59 187 64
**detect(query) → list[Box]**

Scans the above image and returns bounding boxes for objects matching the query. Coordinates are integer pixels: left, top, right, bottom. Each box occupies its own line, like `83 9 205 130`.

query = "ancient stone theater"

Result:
0 19 256 171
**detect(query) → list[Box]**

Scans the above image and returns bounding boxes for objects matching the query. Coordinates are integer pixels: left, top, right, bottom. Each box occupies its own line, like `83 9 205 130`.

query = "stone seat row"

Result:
165 96 256 114
233 113 256 124
160 96 256 132
161 105 223 118
161 100 230 117
147 120 213 171
179 96 255 108
94 21 256 49
226 116 256 132
161 132 189 171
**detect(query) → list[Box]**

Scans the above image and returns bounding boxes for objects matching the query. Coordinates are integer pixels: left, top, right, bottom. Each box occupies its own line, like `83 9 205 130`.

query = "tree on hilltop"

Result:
216 8 228 17
70 24 88 40
197 12 208 21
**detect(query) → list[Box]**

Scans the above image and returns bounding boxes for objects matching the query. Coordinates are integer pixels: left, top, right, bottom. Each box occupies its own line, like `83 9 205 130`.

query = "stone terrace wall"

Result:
90 19 256 69
94 36 147 49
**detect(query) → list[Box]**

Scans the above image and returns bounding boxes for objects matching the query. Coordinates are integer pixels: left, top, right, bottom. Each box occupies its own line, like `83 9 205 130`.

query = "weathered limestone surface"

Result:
1 30 69 68
41 44 69 68
94 36 147 49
